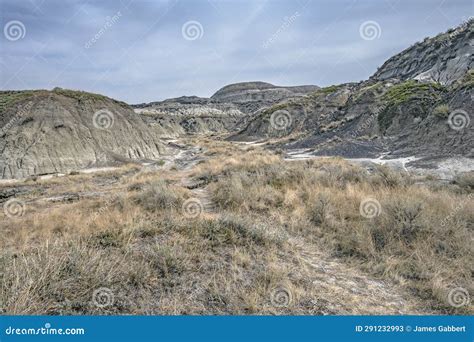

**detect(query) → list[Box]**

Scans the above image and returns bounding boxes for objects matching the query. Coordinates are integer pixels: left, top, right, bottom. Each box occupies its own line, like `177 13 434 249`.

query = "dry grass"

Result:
0 157 311 315
1 142 472 315
200 153 473 314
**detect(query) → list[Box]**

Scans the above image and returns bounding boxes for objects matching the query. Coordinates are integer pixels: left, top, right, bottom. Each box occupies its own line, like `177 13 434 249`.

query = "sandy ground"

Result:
284 148 473 180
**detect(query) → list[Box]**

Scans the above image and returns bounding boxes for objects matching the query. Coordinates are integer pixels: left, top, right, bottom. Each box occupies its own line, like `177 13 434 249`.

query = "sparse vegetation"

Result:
377 80 446 131
198 147 473 314
382 80 445 106
432 104 450 118
0 90 39 114
0 138 472 316
318 84 342 94
52 87 130 107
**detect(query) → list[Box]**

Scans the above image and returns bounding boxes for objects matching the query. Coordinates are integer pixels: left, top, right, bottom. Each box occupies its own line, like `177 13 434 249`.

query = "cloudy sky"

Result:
0 0 471 103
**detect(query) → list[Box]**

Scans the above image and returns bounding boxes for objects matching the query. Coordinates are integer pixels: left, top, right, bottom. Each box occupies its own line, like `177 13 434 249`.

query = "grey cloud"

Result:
0 0 471 103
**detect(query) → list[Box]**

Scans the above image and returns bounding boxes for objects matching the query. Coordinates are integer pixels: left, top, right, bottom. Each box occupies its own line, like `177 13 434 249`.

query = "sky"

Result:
0 0 472 103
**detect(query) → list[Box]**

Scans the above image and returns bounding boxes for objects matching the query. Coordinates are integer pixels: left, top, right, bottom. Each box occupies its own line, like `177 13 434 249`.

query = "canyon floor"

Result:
0 136 472 315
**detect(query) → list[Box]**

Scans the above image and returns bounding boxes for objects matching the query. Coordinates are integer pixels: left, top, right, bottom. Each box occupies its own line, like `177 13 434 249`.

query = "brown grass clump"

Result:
133 180 185 212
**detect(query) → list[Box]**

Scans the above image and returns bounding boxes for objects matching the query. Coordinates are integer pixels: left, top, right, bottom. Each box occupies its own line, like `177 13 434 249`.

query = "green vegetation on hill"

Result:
382 80 445 106
378 80 446 132
52 87 130 108
0 88 131 116
0 90 39 114
350 82 385 103
317 84 343 95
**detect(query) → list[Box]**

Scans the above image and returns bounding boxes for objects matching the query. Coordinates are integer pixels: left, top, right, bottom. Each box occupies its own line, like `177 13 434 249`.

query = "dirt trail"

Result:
169 140 429 314
291 238 429 314
167 142 216 215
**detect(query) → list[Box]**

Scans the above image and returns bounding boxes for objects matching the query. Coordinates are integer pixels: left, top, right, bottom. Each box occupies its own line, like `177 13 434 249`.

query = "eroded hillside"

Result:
0 88 166 179
231 21 473 161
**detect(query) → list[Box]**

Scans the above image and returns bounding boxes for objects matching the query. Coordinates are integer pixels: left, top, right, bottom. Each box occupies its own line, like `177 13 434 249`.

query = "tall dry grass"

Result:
201 154 473 313
1 145 472 314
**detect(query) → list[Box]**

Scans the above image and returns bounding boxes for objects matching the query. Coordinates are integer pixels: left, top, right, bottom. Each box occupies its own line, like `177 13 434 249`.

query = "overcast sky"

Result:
0 0 471 103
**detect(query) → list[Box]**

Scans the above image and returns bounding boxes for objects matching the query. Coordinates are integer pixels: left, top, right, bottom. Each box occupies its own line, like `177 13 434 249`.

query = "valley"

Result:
1 134 472 314
0 19 472 315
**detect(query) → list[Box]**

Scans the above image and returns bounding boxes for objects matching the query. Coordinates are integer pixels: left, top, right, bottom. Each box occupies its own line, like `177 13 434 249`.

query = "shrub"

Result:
134 180 182 211
307 194 331 226
453 172 474 192
370 165 410 188
432 104 450 118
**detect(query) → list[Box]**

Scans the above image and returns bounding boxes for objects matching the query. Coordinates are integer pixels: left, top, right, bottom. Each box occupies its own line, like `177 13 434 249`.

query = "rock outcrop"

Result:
211 81 319 114
232 21 473 159
0 88 166 179
133 96 246 137
134 82 319 137
2 21 471 179
371 19 473 85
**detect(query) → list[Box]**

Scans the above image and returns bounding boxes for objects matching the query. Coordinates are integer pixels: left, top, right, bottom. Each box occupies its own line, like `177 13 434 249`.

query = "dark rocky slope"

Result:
371 19 473 85
0 88 166 179
232 21 473 159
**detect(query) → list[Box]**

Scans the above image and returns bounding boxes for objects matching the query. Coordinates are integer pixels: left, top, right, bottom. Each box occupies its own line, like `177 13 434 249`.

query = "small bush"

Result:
307 194 331 226
134 180 182 211
370 165 410 188
143 244 186 277
453 172 474 192
432 104 450 118
89 230 125 248
385 198 424 244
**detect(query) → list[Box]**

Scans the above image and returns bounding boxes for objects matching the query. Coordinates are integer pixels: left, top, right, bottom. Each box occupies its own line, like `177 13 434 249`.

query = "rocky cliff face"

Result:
135 82 319 137
133 96 246 137
232 21 473 159
211 81 319 114
371 19 473 85
0 89 166 179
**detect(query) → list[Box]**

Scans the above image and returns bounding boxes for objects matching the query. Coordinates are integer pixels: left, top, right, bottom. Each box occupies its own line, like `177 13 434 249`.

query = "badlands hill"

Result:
0 88 165 179
233 20 473 159
1 21 472 179
133 96 246 138
210 81 320 114
133 82 319 136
